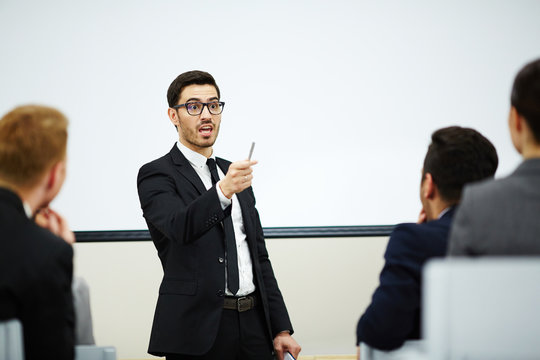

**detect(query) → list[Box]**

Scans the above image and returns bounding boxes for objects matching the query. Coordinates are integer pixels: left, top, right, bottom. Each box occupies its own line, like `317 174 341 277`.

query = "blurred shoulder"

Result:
393 219 449 240
387 218 451 258
458 177 514 216
30 224 74 261
139 151 172 172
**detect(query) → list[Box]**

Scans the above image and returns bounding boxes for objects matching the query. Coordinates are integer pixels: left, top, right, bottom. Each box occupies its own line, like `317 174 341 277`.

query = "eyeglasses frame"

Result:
172 101 225 116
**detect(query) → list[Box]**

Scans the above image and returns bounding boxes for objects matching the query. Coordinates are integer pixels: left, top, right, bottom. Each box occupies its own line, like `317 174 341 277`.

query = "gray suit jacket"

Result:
448 158 540 255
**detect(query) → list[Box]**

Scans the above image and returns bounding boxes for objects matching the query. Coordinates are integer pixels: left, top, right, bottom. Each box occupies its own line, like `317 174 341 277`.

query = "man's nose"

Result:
200 104 212 118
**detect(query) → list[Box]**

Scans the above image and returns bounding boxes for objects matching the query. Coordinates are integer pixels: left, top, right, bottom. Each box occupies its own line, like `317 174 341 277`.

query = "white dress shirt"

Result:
176 141 255 296
23 202 33 218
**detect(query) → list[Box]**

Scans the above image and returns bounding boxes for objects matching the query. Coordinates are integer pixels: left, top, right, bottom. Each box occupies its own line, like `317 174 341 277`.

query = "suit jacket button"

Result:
217 290 224 297
218 257 224 263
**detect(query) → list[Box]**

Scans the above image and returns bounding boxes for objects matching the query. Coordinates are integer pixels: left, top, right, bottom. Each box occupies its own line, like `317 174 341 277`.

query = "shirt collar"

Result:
23 201 33 218
437 206 452 220
176 141 215 168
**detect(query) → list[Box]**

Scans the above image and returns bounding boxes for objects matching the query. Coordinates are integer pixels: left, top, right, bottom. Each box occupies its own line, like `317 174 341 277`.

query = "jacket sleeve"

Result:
356 224 424 350
137 160 227 245
252 202 294 337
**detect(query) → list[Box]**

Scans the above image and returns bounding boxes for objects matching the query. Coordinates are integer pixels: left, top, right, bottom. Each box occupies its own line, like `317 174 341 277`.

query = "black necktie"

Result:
206 158 240 295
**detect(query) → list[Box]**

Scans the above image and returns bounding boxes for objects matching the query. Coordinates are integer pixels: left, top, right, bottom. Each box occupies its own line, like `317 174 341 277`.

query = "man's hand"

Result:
357 345 361 360
35 208 75 245
219 159 258 199
274 332 301 360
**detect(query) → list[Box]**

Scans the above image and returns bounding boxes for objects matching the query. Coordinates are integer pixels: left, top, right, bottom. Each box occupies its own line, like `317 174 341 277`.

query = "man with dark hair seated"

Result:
356 126 498 352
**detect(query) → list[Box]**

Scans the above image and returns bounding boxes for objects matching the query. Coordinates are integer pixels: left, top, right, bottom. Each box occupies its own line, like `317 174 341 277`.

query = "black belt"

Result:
223 295 257 312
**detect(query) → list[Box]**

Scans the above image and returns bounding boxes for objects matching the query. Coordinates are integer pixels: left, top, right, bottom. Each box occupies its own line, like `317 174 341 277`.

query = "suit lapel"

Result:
237 190 258 257
169 145 207 195
216 157 231 175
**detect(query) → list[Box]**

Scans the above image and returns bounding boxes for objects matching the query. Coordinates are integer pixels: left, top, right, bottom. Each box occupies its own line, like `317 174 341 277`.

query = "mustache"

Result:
198 120 216 127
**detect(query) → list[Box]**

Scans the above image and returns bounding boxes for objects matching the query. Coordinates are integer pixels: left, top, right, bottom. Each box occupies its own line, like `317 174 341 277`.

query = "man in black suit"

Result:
137 71 300 360
0 105 75 360
356 126 498 353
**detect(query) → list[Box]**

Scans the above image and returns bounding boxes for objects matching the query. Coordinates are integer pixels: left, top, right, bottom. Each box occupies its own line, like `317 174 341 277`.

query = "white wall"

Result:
2 0 540 230
73 236 388 359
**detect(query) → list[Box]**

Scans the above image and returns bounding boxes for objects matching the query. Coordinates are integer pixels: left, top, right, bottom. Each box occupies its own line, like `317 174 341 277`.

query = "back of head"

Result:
511 58 540 143
167 70 220 107
0 105 68 190
423 126 498 204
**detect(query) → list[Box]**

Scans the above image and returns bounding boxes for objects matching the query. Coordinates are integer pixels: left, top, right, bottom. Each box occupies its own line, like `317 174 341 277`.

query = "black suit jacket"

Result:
137 145 293 356
356 208 455 350
0 188 74 360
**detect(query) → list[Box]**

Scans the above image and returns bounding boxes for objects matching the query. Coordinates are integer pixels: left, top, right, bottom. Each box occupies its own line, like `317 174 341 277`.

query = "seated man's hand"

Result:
35 208 75 245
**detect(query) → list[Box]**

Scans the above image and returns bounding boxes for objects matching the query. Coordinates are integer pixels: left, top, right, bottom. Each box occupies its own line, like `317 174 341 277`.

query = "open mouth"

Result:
199 124 213 137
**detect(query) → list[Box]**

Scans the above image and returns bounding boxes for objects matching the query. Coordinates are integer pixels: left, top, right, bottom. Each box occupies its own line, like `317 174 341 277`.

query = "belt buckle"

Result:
237 296 251 312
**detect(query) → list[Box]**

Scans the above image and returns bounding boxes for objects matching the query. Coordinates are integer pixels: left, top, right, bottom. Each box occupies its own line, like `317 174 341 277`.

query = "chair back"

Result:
0 318 25 360
360 340 425 360
423 258 540 360
75 345 117 360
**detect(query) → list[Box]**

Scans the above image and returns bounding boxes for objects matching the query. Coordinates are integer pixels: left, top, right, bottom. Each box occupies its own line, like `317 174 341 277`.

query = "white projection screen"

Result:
1 0 539 232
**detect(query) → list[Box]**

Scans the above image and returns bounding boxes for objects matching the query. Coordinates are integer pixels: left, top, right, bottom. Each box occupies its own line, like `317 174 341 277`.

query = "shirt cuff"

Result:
216 180 232 209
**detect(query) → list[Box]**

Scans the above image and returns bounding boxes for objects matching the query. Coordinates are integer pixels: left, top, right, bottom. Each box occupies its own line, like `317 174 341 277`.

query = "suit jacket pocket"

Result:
159 279 197 295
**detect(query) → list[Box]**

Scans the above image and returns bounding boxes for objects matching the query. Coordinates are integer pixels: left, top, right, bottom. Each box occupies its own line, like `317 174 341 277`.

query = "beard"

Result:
179 122 220 150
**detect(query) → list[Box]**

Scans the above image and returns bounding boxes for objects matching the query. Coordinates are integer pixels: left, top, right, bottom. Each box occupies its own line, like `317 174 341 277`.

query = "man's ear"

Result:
46 161 65 191
423 173 436 200
168 108 179 127
509 106 525 154
509 106 523 133
46 163 58 190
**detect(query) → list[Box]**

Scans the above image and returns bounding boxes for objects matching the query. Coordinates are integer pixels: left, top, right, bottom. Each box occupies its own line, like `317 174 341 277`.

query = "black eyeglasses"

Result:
172 101 225 116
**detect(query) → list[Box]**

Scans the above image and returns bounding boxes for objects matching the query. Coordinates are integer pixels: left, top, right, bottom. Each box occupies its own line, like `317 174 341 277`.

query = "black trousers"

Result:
166 304 274 360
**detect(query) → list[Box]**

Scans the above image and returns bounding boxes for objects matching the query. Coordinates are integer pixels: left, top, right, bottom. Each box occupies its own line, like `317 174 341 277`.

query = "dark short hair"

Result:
511 58 540 142
423 126 498 204
167 70 220 107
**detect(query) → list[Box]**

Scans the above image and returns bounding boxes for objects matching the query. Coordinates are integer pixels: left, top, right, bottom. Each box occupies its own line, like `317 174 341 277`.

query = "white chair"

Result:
422 258 540 360
75 345 117 360
0 319 24 360
73 276 96 345
360 340 426 360
0 318 116 360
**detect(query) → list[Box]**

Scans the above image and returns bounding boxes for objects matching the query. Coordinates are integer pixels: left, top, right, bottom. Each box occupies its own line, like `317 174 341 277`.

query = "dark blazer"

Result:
448 158 540 255
356 208 455 350
137 145 293 357
0 188 74 360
